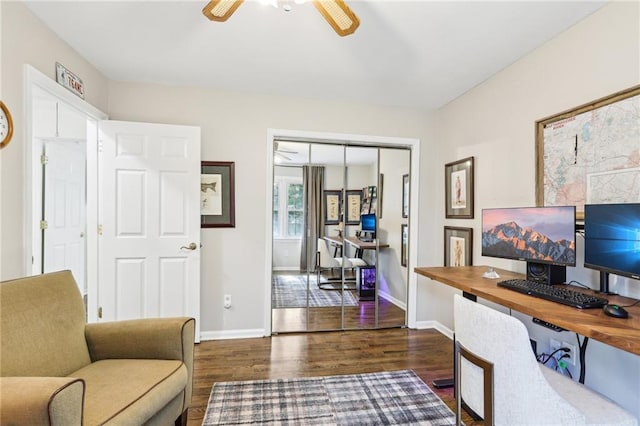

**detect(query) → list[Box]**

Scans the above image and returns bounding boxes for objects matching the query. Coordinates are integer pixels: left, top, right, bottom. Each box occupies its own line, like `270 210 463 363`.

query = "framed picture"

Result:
445 156 474 218
201 161 236 228
324 190 342 225
535 85 640 218
402 174 409 218
444 226 473 267
345 190 363 225
401 224 408 267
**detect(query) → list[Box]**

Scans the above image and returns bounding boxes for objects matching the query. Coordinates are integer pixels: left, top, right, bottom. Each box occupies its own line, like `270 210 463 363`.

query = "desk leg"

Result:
432 291 477 390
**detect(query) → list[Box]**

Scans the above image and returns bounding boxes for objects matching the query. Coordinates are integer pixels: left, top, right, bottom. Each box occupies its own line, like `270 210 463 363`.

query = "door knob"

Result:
180 242 198 250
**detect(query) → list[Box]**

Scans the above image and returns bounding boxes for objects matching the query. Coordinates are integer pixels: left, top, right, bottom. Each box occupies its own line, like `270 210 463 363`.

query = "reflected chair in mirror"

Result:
453 294 637 426
316 238 366 290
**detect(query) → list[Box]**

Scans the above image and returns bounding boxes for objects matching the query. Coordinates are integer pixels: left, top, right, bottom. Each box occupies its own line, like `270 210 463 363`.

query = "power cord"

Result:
566 280 591 290
537 347 572 378
538 347 570 365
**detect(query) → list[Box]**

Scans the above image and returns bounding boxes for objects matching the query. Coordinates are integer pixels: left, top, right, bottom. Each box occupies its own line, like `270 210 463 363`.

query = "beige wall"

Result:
106 82 429 336
0 2 109 280
428 1 640 415
426 0 640 331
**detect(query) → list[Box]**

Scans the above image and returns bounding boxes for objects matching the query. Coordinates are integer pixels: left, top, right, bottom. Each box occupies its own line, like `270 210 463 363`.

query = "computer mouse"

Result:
603 304 629 319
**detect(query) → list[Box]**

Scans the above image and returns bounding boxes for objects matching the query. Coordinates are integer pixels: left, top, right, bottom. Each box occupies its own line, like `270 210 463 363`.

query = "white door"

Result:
43 140 86 292
98 120 201 340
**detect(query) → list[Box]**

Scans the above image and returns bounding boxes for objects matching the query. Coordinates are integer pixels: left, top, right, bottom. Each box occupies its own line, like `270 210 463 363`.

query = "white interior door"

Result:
43 140 86 293
98 120 201 340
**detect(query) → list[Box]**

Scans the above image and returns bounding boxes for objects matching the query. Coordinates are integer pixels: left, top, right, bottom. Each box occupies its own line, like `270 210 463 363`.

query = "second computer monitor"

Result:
361 213 376 234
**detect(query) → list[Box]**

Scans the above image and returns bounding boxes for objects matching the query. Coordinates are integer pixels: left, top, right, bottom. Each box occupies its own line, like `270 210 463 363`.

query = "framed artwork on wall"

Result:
444 226 473 267
401 224 408 267
535 85 640 218
345 190 363 225
402 174 409 218
324 190 342 225
201 161 235 228
445 156 474 219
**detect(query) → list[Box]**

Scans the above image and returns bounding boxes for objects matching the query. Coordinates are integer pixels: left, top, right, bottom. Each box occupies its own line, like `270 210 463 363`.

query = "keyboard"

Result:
497 279 609 309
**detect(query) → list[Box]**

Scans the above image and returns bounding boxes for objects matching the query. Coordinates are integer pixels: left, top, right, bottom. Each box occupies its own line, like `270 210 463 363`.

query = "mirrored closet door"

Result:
271 140 409 333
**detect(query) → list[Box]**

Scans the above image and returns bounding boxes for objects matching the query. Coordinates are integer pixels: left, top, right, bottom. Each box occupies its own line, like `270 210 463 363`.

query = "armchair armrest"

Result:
0 377 85 425
85 317 195 408
85 317 195 361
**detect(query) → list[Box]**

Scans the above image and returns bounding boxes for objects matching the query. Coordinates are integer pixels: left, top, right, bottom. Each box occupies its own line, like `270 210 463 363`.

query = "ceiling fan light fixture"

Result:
202 0 244 22
312 0 359 36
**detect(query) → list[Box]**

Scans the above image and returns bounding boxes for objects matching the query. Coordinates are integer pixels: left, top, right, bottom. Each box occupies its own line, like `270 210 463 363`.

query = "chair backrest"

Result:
317 238 339 268
453 294 584 425
1 271 92 377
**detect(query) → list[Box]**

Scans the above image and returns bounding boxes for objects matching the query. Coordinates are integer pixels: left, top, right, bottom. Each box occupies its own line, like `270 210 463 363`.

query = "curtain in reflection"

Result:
300 165 324 272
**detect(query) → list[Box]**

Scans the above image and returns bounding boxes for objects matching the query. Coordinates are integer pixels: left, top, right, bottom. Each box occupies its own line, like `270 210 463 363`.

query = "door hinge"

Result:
40 154 48 165
40 220 48 230
98 224 103 235
98 306 103 319
98 140 104 153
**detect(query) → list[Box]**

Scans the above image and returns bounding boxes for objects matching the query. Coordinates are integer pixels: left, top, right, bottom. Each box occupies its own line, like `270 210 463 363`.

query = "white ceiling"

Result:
25 0 607 110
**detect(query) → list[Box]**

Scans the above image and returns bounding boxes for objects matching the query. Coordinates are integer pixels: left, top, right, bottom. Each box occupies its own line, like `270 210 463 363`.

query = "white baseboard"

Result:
200 328 268 341
377 290 407 310
414 320 453 340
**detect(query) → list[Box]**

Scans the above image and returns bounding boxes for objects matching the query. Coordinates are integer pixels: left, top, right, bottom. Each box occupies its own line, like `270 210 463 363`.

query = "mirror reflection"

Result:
271 141 409 333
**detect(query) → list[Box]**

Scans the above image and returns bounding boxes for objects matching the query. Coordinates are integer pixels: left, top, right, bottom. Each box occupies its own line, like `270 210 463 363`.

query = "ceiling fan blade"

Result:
202 0 244 22
275 151 292 161
274 142 298 154
312 0 360 37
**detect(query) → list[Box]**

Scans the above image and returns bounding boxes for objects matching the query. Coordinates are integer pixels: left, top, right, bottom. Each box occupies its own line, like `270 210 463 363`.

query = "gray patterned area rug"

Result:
272 274 359 308
202 370 457 425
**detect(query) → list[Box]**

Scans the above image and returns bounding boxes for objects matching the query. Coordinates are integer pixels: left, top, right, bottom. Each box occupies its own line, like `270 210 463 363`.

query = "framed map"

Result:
536 85 640 218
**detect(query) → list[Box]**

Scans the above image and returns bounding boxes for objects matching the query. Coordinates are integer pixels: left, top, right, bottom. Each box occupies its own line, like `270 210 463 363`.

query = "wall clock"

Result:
0 101 14 149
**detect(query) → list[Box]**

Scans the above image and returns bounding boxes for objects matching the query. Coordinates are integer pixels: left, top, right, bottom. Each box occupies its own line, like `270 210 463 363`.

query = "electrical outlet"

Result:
550 338 561 354
224 294 232 309
562 341 578 366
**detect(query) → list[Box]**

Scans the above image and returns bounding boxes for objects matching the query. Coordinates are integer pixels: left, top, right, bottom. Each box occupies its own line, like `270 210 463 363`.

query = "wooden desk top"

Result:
414 265 640 356
323 235 389 250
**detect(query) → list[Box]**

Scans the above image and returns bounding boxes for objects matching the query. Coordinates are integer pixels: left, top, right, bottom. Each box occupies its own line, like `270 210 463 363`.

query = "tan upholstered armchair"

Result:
0 270 195 426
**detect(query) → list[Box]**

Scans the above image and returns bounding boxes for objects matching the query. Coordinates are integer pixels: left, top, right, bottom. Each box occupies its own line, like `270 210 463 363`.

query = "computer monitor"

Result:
361 213 376 232
481 206 576 267
584 203 640 292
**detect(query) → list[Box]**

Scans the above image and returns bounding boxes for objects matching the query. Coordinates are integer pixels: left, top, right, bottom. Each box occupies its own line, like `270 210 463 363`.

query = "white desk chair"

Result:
453 294 637 426
316 238 366 287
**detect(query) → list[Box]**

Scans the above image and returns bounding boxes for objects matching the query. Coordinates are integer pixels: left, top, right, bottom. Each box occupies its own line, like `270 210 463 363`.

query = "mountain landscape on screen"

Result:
482 221 576 263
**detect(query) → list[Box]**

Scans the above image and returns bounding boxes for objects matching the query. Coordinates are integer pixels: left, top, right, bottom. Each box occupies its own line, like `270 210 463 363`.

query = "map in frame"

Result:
537 86 640 214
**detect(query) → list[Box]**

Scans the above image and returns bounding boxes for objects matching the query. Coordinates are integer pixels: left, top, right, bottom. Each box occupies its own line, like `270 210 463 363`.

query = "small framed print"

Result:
444 226 473 267
445 156 474 219
345 190 362 225
201 161 235 228
324 190 342 225
402 174 409 218
401 224 408 267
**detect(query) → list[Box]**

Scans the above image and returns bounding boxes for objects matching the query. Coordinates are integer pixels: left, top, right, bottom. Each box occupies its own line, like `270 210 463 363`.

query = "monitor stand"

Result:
598 271 617 295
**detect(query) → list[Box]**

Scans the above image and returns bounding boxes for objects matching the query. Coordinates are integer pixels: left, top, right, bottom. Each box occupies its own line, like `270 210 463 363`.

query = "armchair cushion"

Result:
72 359 187 425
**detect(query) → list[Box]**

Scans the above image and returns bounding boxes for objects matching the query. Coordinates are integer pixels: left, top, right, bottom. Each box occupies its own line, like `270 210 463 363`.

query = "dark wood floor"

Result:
272 296 407 332
187 327 480 425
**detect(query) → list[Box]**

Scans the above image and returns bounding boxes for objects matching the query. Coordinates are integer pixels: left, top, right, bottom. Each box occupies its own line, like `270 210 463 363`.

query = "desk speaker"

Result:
526 262 566 285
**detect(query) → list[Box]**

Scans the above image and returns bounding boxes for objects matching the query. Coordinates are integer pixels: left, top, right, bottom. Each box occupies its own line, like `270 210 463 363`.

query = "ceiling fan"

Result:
202 0 360 37
274 142 299 161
